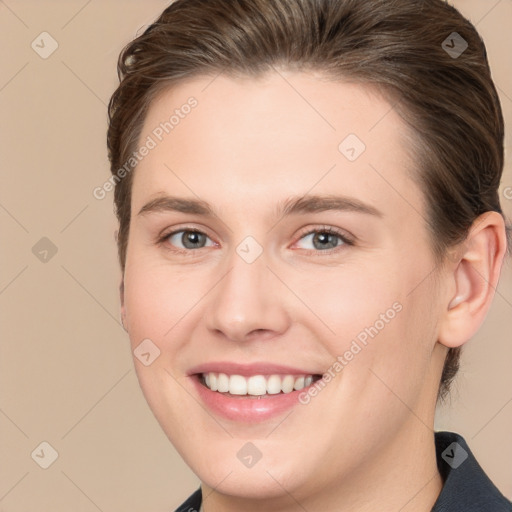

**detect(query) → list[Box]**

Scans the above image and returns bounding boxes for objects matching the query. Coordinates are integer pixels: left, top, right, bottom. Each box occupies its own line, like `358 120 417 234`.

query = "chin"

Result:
202 468 298 500
188 446 312 500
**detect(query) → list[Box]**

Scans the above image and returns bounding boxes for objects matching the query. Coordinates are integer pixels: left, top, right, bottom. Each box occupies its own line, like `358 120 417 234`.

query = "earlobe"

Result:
438 212 507 349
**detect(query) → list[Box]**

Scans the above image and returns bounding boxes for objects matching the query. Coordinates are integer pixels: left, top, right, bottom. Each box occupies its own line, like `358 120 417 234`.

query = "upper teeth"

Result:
203 373 314 396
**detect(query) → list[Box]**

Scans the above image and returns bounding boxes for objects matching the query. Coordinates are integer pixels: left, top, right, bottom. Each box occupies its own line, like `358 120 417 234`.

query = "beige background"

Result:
0 1 511 510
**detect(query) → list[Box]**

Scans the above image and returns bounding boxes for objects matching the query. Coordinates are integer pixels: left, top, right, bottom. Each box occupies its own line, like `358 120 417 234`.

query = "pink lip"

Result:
187 361 319 377
187 362 322 423
190 375 318 422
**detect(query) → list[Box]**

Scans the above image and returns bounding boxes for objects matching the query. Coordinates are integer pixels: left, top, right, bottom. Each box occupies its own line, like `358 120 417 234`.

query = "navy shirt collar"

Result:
432 431 511 511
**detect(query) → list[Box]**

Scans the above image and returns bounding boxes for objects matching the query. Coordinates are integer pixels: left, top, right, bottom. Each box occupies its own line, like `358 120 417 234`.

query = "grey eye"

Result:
296 230 345 251
167 230 214 250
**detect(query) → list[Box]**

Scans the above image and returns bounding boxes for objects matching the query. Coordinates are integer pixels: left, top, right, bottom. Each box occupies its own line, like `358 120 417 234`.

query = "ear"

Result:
438 212 507 348
120 276 128 332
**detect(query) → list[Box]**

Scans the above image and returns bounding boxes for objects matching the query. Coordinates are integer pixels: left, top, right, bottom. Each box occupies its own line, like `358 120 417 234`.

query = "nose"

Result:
203 245 291 344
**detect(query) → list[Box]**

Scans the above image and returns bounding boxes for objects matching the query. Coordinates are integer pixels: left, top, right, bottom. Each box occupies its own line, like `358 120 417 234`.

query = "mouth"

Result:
197 372 323 399
187 362 326 422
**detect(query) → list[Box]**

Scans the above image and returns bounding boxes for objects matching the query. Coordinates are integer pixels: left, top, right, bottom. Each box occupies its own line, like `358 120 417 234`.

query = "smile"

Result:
187 362 325 422
201 372 320 396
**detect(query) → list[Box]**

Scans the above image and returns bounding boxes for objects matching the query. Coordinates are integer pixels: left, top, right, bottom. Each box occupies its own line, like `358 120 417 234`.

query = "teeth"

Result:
217 373 229 392
247 375 267 395
229 375 247 395
281 375 295 393
267 375 282 394
293 376 305 390
209 373 218 391
202 372 316 396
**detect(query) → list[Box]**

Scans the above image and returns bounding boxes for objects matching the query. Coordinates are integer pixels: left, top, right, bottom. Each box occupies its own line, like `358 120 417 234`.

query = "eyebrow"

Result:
137 193 383 219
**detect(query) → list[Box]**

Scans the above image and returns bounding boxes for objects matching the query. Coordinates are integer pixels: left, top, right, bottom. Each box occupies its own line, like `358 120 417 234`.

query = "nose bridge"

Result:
204 240 289 342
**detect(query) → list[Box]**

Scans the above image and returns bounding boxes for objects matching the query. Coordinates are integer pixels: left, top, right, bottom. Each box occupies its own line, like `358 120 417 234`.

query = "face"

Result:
122 71 447 501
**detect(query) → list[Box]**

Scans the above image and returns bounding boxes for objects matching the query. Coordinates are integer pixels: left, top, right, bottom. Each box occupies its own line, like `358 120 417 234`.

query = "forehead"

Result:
131 71 424 222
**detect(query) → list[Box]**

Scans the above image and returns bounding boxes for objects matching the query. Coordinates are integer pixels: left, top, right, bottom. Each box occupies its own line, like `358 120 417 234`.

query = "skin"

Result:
119 70 507 511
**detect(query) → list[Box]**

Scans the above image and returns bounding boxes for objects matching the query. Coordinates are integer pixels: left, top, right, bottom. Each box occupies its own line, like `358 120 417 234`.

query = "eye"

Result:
294 227 353 254
160 228 216 253
157 225 354 255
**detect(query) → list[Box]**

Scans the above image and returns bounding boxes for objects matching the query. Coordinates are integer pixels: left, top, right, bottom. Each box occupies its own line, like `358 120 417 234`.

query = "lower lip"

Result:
190 375 314 422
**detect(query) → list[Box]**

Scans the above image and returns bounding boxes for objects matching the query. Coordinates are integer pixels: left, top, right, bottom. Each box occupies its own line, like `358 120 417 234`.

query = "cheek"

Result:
122 259 211 398
122 263 199 438
304 256 438 400
123 261 196 343
293 262 404 347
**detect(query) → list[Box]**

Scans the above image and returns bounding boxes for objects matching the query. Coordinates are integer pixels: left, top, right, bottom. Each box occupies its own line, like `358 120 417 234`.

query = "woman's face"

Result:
122 71 448 501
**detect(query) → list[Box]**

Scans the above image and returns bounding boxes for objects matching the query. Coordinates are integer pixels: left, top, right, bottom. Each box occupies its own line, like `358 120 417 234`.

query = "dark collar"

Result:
432 431 511 511
175 431 511 511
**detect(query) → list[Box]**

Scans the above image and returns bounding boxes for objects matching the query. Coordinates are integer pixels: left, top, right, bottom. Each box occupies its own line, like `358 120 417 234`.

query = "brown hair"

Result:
107 0 511 401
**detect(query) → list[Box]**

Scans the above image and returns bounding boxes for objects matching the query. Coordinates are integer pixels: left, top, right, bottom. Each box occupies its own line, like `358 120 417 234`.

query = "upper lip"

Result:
187 361 322 377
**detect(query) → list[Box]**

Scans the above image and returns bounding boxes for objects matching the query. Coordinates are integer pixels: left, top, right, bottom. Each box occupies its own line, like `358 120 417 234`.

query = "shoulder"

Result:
432 431 511 511
173 487 202 512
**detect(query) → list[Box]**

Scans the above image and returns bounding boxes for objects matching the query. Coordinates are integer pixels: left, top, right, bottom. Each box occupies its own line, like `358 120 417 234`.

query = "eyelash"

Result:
156 225 355 257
